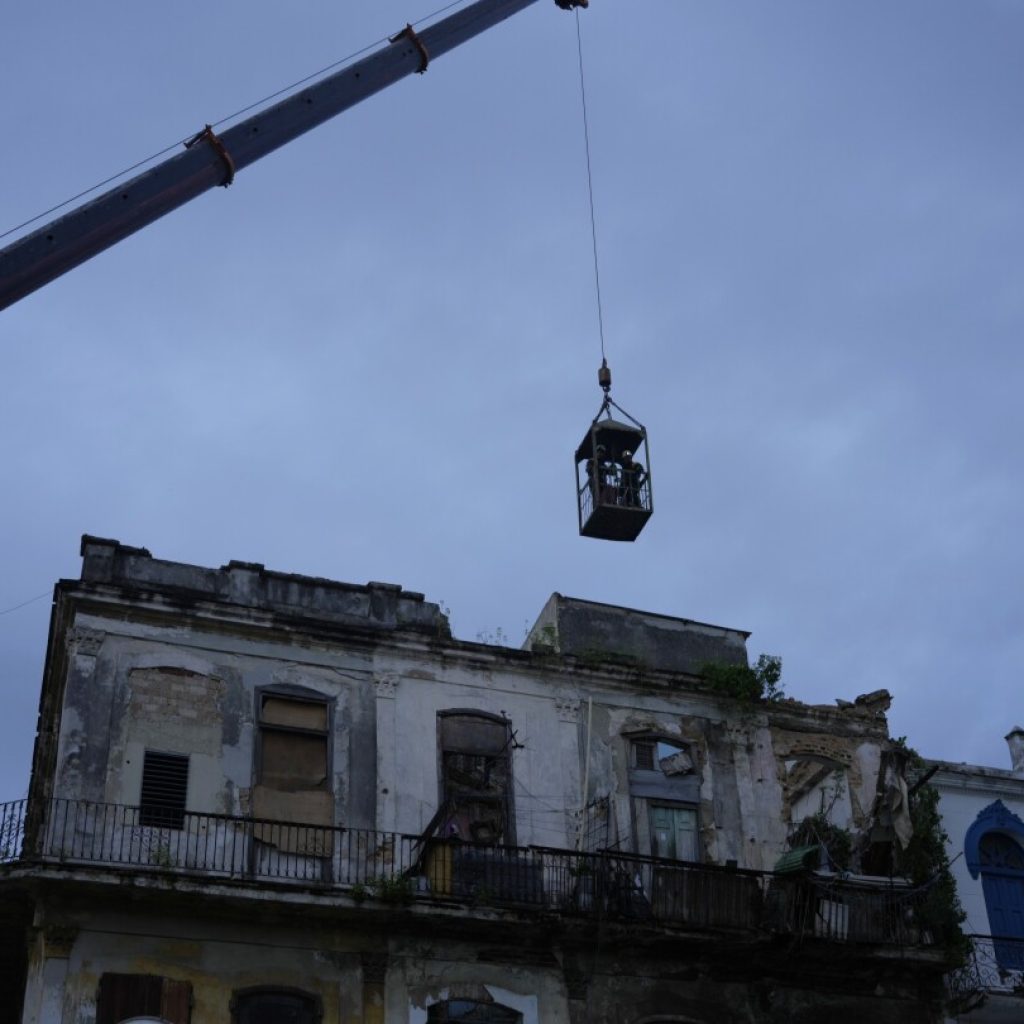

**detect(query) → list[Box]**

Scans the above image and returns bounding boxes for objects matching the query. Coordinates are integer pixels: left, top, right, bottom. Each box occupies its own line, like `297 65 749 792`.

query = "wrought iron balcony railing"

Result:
947 933 1024 1009
0 800 24 866
0 797 938 948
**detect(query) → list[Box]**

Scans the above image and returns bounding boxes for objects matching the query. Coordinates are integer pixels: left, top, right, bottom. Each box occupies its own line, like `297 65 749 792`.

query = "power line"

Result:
0 589 50 617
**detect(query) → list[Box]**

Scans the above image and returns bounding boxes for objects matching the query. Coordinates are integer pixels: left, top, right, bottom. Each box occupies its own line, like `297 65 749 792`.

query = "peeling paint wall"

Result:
19 538 932 1024
23 907 363 1024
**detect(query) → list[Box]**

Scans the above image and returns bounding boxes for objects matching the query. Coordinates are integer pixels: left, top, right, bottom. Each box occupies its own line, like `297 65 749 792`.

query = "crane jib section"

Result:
0 0 587 312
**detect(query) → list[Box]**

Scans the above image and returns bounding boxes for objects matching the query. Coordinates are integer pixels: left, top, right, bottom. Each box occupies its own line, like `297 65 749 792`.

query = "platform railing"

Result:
2 797 940 947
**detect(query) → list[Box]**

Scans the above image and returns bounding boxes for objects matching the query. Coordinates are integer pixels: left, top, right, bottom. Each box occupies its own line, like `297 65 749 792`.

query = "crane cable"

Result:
575 8 607 369
0 0 471 244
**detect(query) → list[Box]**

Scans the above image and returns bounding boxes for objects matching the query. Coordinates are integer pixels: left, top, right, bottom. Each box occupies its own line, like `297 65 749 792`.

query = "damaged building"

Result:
0 537 956 1023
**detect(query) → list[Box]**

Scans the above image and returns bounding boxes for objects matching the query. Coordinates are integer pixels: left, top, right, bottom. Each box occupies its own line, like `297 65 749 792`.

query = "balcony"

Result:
947 934 1024 1014
1 798 939 949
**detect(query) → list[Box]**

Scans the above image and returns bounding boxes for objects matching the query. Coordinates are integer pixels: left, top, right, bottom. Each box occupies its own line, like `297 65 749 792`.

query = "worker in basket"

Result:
618 450 646 508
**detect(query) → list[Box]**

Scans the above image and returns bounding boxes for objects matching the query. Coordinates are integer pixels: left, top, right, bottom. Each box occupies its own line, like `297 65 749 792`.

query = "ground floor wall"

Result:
19 895 948 1024
19 902 570 1024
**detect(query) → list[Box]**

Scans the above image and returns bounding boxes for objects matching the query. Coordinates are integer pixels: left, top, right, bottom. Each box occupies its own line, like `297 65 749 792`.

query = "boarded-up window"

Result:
231 987 322 1024
96 973 191 1024
258 693 329 792
253 689 333 850
139 750 189 829
440 712 512 844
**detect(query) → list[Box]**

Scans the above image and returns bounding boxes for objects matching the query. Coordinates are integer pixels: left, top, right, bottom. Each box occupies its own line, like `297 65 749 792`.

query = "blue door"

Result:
979 832 1024 970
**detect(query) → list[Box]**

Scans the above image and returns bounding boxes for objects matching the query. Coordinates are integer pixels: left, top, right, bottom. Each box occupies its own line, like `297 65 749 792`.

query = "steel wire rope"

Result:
575 8 607 365
0 0 472 244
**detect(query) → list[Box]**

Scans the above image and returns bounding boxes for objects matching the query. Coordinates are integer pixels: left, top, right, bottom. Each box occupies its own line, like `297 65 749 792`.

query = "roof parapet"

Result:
525 592 749 675
76 535 447 635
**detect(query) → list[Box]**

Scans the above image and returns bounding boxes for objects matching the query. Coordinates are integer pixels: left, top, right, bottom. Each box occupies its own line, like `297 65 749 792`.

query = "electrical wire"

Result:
0 0 473 244
0 589 50 617
575 8 606 364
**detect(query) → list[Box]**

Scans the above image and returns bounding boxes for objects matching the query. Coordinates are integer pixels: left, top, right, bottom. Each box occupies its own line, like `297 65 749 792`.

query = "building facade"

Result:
931 732 1024 1022
0 537 954 1023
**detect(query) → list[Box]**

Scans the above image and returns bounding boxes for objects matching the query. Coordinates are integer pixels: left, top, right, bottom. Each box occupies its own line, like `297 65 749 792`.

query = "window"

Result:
231 988 322 1024
627 735 700 862
252 688 334 849
649 805 699 862
439 711 513 843
258 692 329 792
631 738 693 775
139 751 189 829
427 1001 522 1023
96 973 191 1024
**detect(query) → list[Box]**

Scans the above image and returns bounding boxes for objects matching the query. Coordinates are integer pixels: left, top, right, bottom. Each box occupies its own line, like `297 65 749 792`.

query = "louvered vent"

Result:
139 750 189 829
633 740 655 771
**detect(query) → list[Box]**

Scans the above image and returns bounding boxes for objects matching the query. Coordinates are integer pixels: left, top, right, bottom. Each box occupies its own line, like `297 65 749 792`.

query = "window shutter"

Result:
96 974 192 1024
96 974 161 1024
161 979 193 1024
139 751 189 829
633 740 655 771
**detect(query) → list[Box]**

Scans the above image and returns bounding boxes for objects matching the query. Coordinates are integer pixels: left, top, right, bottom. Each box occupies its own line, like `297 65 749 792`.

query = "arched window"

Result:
231 987 322 1024
965 800 1024 970
980 832 1024 871
427 1001 522 1023
438 711 513 843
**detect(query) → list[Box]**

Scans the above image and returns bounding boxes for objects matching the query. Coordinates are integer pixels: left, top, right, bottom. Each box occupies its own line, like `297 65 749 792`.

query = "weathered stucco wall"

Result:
17 537 936 1024
21 906 364 1024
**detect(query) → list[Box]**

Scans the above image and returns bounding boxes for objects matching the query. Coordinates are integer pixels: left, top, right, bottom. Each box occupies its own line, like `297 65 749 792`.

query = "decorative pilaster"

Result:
67 628 104 677
555 695 584 848
37 924 78 1024
373 673 399 700
373 672 399 832
555 697 581 723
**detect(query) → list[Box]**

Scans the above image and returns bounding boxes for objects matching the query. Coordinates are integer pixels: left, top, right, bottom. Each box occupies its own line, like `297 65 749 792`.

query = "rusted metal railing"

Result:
0 798 940 948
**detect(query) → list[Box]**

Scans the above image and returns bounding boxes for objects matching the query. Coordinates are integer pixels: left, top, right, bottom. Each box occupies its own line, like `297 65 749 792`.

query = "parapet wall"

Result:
77 535 447 635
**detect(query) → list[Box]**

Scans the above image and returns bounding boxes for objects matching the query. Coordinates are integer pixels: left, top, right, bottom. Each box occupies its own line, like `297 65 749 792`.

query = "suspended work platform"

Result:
574 398 652 542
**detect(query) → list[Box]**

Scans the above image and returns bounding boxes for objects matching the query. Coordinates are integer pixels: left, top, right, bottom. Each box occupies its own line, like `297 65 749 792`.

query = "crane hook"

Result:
598 358 611 394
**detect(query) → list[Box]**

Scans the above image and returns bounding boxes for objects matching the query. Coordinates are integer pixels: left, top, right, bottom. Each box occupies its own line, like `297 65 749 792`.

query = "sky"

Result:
1 0 1022 804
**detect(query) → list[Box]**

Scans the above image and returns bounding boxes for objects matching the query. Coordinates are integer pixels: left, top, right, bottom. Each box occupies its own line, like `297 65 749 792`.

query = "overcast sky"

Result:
1 0 1021 803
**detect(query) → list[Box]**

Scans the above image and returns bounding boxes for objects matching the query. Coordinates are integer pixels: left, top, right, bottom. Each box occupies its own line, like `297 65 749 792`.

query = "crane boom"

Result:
0 0 586 312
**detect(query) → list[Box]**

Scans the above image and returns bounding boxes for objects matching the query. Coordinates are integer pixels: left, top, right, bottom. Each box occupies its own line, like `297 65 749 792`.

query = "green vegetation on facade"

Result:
699 654 784 703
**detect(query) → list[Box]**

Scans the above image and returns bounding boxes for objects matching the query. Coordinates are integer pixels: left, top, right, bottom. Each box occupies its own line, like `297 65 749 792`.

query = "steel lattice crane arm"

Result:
0 0 588 312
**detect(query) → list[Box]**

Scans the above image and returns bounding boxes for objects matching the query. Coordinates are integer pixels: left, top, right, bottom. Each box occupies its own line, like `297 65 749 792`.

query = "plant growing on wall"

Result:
699 654 784 703
894 740 970 963
369 874 414 905
789 811 854 871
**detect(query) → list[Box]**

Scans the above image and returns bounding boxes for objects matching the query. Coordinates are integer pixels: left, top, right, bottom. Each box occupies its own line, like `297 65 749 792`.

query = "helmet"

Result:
622 450 632 459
